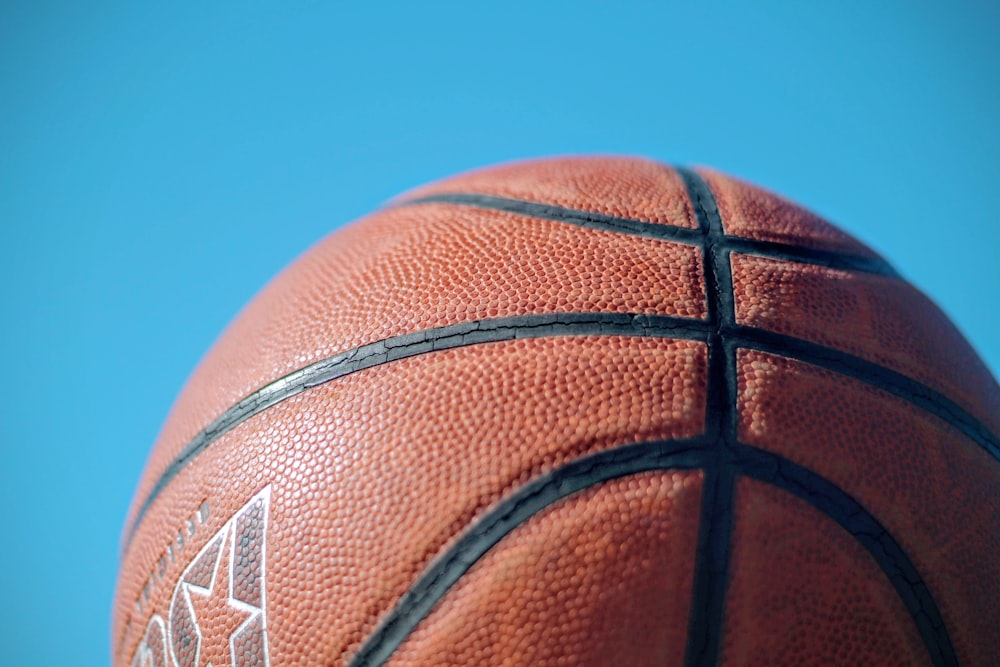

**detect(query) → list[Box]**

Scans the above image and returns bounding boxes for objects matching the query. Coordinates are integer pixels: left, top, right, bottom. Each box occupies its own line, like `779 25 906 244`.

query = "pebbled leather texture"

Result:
115 157 1000 667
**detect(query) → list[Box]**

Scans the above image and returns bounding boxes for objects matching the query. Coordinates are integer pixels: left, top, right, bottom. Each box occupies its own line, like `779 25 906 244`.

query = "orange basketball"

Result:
114 157 1000 666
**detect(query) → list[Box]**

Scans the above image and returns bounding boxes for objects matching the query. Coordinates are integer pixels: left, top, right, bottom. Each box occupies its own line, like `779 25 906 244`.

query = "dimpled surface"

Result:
401 156 699 226
387 471 704 666
722 478 929 666
737 350 1000 667
732 254 1000 432
115 337 707 664
125 203 706 537
115 157 1000 667
701 169 879 255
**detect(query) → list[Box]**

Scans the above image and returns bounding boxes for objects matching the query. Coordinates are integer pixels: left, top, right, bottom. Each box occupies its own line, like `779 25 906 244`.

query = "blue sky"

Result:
2 2 997 664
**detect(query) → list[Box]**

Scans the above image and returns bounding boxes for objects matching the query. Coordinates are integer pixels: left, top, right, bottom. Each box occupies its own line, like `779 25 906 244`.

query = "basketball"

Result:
114 157 1000 666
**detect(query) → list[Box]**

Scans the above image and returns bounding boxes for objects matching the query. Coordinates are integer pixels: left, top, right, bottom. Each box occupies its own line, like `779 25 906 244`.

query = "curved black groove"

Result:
347 441 957 667
123 168 981 665
126 176 931 552
401 192 704 245
124 302 999 557
401 192 899 277
733 325 1000 461
734 444 958 667
348 439 714 667
122 313 713 551
678 167 738 667
684 462 735 666
722 236 900 277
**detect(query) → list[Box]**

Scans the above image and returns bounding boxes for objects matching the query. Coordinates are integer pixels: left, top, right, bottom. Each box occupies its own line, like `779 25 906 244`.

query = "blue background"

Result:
2 2 997 664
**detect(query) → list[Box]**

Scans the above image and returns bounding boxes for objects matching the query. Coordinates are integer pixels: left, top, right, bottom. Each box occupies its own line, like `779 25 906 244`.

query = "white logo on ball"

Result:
131 487 271 667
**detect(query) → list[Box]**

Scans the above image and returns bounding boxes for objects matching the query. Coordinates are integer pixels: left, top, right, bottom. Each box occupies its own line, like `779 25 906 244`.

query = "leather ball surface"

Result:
114 157 1000 667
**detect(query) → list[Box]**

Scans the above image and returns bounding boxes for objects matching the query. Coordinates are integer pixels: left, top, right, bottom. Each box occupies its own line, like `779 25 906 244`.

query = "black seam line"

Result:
735 444 958 667
399 193 703 245
400 192 899 278
121 313 714 553
347 438 716 667
733 325 1000 462
347 440 956 667
678 166 738 667
684 461 735 667
122 316 1000 555
722 237 899 276
683 164 956 667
